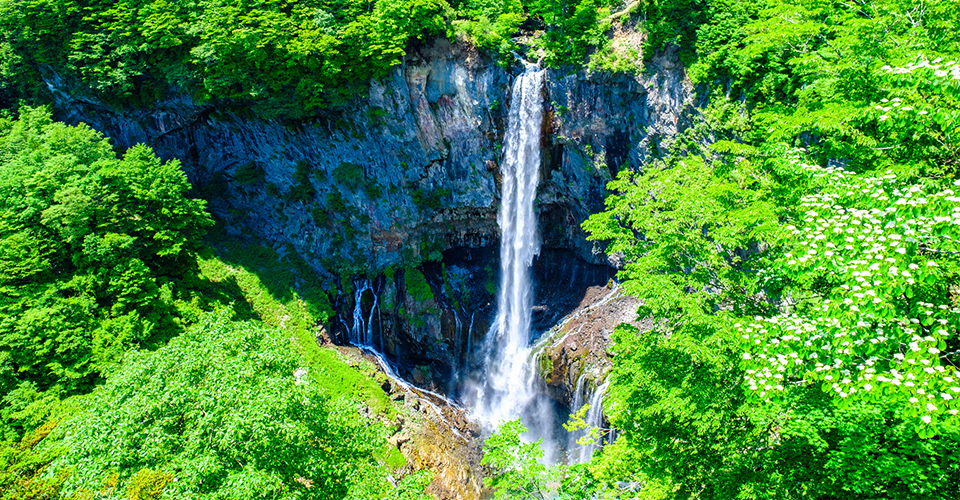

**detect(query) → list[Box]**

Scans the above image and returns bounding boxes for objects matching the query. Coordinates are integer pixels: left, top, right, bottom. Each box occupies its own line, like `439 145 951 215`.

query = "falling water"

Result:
470 66 555 448
571 373 588 417
466 312 476 361
454 310 463 364
350 279 379 347
574 378 610 463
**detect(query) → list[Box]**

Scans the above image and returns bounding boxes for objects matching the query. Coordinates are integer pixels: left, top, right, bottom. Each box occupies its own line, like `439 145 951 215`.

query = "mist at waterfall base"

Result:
337 67 613 464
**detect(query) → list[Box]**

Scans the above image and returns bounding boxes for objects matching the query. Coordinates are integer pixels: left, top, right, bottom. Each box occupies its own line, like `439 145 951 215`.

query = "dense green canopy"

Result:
50 311 413 500
0 108 427 499
0 0 632 114
0 107 213 438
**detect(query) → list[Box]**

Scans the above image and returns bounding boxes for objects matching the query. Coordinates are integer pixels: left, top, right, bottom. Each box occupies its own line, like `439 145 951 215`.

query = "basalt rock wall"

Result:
49 39 693 277
48 36 693 388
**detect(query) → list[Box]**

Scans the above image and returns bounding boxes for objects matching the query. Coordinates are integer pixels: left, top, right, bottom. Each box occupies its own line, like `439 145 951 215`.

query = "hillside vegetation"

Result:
0 0 630 115
0 108 429 499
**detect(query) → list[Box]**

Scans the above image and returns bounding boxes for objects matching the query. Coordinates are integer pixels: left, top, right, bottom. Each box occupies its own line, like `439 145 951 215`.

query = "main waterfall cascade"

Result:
340 65 616 462
464 66 562 451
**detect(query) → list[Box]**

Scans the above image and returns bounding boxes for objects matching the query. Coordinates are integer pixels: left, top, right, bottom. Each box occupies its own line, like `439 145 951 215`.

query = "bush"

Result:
403 268 434 302
51 311 405 500
232 162 265 186
333 162 366 191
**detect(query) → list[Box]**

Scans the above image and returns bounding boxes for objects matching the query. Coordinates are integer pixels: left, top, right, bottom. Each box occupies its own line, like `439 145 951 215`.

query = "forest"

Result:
1 0 959 498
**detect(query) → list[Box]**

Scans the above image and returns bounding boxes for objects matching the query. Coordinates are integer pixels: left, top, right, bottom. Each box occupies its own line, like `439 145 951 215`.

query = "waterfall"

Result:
469 67 555 448
573 378 610 463
454 310 463 364
571 373 588 417
466 312 475 362
350 279 379 347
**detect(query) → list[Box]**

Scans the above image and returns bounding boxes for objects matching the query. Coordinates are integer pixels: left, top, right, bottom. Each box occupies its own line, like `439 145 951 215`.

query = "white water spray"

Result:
574 378 610 463
470 67 555 447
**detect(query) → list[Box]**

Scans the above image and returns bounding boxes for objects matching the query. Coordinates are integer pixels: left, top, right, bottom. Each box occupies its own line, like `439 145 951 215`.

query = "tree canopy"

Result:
569 1 960 497
50 311 420 500
0 107 214 439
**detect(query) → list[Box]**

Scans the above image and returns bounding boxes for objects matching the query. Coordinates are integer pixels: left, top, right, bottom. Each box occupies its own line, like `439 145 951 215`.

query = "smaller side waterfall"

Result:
466 312 476 363
569 377 611 464
349 279 381 348
571 373 588 415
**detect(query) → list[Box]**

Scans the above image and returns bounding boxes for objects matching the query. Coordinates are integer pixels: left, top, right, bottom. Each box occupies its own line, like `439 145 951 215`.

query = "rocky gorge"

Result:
47 32 695 497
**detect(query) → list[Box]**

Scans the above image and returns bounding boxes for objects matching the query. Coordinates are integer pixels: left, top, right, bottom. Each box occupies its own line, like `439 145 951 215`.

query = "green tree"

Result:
481 420 552 500
51 310 418 500
0 107 213 438
582 146 960 496
0 419 70 500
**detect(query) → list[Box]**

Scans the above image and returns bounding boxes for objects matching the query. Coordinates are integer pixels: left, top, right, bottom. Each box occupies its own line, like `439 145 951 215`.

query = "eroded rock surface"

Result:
49 39 693 277
538 284 650 406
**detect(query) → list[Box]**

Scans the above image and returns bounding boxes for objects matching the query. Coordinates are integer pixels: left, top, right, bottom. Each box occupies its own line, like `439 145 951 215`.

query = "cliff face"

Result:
49 38 693 276
48 35 692 394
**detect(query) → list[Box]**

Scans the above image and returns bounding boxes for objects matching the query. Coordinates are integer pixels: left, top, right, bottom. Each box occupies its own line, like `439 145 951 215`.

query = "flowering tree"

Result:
739 58 960 435
741 157 960 434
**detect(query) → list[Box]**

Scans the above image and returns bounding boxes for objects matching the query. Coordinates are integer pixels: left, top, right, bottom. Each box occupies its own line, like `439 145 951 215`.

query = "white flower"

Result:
921 415 932 424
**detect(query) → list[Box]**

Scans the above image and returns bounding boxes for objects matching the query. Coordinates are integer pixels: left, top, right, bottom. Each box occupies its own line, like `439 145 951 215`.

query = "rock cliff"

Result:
48 32 692 413
49 37 693 276
47 33 693 495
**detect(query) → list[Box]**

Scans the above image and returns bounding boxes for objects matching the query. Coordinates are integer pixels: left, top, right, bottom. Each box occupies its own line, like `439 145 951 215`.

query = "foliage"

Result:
562 403 602 447
0 0 453 113
334 162 366 191
452 0 525 60
526 0 616 68
0 420 70 500
739 155 960 432
286 160 317 203
636 0 709 63
198 237 395 415
0 110 427 498
404 268 435 302
582 147 960 496
0 107 212 438
481 420 552 500
232 162 266 185
672 0 960 172
581 33 960 489
50 310 417 500
0 0 650 113
410 186 451 210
